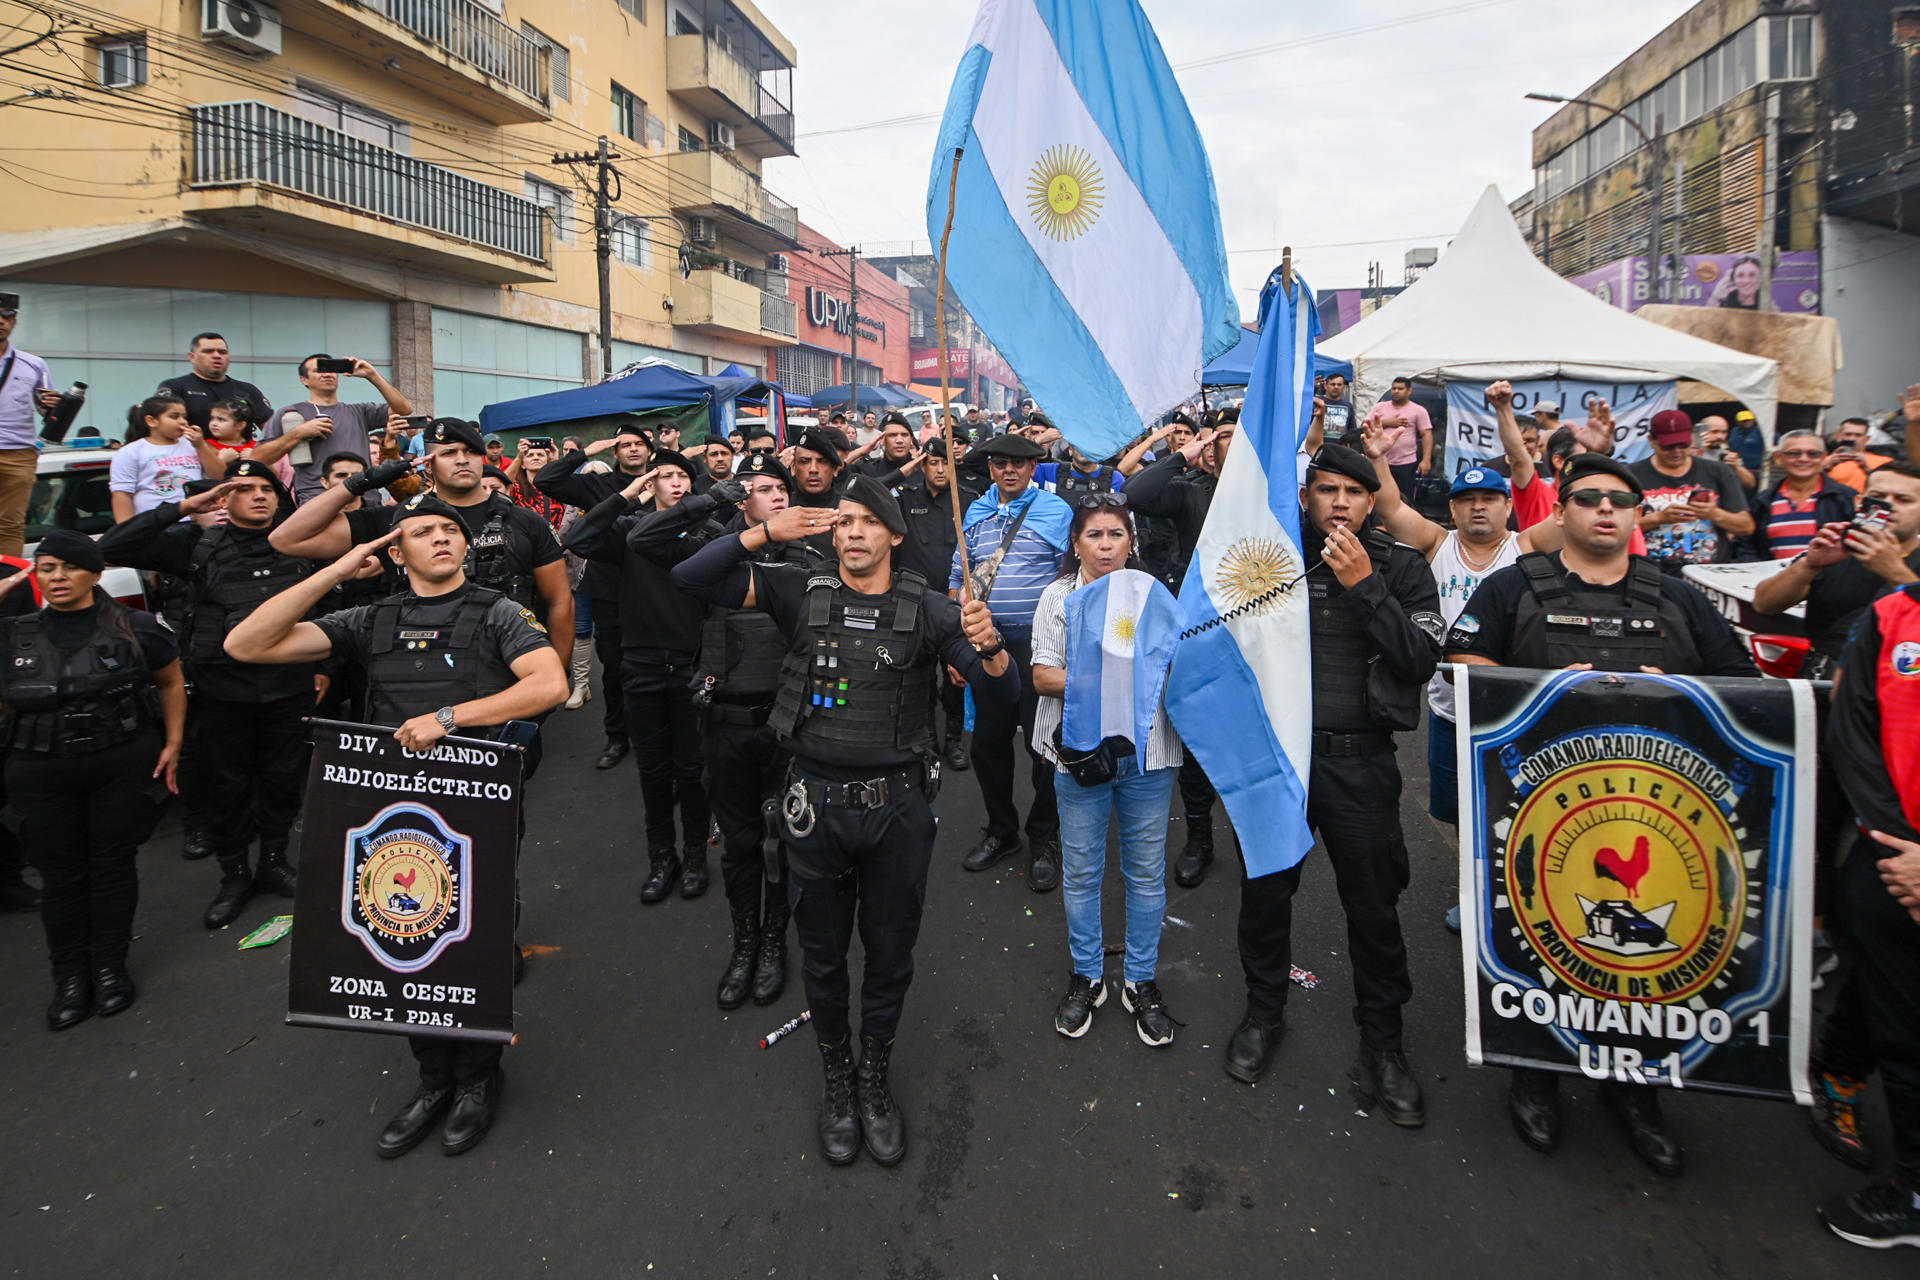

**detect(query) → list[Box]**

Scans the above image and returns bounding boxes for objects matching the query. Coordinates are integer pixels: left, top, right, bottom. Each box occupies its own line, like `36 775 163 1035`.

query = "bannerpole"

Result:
934 147 972 590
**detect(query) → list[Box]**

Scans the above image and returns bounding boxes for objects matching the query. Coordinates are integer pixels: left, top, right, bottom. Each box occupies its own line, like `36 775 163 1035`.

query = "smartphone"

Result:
525 437 555 451
1688 488 1715 505
403 414 432 430
315 357 355 374
1855 495 1894 533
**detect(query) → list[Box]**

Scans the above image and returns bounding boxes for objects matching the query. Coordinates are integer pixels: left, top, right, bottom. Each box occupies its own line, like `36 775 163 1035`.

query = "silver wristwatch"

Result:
435 706 456 734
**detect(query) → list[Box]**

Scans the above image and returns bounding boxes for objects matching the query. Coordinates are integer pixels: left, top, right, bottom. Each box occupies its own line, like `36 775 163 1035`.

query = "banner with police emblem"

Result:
1455 667 1815 1103
287 720 521 1044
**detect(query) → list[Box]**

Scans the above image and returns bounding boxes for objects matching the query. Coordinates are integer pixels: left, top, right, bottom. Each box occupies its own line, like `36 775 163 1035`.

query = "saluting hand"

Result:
763 506 838 542
178 480 240 517
328 527 402 581
1322 524 1372 588
0 568 32 602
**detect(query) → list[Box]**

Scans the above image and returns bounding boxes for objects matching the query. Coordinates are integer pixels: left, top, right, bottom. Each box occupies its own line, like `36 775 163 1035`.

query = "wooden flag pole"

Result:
1281 245 1294 296
934 146 973 592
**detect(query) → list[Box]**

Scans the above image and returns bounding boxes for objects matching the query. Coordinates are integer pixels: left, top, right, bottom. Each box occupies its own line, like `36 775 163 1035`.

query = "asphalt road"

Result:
0 690 1905 1278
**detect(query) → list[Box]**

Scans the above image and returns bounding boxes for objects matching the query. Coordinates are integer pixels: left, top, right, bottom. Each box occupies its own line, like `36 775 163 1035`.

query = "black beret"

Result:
737 451 793 489
482 464 512 484
223 455 290 506
840 473 907 536
394 490 471 540
705 434 736 452
921 436 948 459
975 433 1046 460
1558 453 1644 498
615 420 655 441
33 529 104 574
880 411 911 428
424 417 484 453
648 448 696 480
1305 443 1381 493
1026 410 1055 431
794 428 842 467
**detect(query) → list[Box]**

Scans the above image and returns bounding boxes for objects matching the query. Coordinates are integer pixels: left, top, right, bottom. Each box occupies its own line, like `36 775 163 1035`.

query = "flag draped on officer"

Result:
927 0 1241 461
1165 265 1318 878
1060 567 1181 765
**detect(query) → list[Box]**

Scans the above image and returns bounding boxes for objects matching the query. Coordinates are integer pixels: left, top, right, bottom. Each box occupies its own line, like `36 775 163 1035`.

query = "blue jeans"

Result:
572 589 595 638
1056 759 1175 984
1428 713 1457 824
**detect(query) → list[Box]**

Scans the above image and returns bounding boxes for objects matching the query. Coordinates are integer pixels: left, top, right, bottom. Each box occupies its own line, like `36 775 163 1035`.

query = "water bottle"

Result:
283 410 313 467
38 381 87 443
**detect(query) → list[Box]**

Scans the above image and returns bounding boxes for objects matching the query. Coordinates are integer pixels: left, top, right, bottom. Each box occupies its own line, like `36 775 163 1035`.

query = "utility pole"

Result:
553 136 621 379
817 244 861 407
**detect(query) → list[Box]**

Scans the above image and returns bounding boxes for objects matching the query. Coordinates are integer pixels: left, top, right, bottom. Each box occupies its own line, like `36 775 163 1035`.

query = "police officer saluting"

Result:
0 532 186 1029
101 458 312 930
1226 445 1443 1131
672 474 1019 1167
226 491 568 1158
1446 452 1758 1176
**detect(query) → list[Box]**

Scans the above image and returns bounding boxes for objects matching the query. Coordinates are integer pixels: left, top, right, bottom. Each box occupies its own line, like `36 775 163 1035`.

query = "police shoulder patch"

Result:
1411 610 1446 640
518 607 547 634
1451 614 1482 636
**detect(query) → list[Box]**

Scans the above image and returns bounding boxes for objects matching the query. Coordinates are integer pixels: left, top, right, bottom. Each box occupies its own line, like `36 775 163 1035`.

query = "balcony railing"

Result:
761 288 796 338
190 101 547 263
372 0 547 102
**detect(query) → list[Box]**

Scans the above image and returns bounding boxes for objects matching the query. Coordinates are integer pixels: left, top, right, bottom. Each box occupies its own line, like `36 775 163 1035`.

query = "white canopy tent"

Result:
1317 185 1781 436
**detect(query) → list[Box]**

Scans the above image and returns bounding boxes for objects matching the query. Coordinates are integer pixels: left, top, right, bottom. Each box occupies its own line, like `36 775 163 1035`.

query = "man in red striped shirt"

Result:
1749 430 1856 560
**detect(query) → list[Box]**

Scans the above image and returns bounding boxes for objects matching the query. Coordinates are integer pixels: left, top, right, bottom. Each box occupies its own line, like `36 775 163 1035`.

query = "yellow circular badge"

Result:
1027 145 1105 241
1505 761 1744 1003
357 837 455 941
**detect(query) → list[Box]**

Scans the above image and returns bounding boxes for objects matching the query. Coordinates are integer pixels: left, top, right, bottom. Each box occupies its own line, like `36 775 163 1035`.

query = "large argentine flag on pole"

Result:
1061 568 1181 765
928 0 1241 461
1165 266 1319 878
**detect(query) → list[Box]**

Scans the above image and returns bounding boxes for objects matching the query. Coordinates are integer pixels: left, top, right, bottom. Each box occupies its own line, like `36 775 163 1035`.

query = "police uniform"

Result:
562 449 712 901
1228 447 1444 1126
1445 453 1758 1174
310 491 555 1156
99 458 315 930
670 474 1021 1167
1 531 177 1029
885 440 969 766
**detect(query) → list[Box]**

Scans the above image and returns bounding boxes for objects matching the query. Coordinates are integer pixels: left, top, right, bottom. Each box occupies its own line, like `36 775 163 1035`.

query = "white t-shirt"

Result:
109 437 204 513
1030 574 1183 771
1428 529 1521 721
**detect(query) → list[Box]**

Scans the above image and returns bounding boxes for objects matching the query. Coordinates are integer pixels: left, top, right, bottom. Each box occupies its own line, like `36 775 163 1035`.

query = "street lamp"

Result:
1527 91 1667 305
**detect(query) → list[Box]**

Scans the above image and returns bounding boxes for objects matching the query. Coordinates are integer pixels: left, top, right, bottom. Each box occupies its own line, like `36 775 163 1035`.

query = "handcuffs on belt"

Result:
782 776 817 838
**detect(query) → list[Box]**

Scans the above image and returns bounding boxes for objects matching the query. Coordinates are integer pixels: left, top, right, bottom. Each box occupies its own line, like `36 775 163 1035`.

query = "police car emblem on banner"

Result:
342 803 473 972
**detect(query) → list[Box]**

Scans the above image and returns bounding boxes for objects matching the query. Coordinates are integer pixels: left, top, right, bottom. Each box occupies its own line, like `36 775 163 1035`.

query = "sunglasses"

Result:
1564 488 1640 510
1073 492 1128 510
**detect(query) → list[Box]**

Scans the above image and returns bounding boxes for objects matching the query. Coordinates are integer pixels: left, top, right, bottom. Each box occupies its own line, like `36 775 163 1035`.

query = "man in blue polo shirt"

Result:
951 432 1073 891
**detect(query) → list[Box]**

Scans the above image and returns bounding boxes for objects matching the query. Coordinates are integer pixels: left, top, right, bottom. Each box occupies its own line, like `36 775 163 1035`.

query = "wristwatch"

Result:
435 706 457 734
975 633 1006 659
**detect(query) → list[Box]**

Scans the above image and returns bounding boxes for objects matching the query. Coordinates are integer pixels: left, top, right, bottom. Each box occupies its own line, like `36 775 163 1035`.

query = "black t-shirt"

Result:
157 373 273 430
1447 553 1758 676
314 583 550 722
1803 549 1920 656
0 603 178 671
1627 456 1747 571
347 494 562 601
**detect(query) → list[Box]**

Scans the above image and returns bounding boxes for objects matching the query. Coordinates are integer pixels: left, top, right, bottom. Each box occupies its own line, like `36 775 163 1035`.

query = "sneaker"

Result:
1808 1070 1874 1170
1122 979 1175 1047
1053 973 1106 1038
1820 1182 1920 1250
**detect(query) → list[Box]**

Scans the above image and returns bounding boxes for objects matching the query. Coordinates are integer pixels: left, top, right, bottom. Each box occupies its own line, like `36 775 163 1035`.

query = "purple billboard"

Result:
1571 252 1820 314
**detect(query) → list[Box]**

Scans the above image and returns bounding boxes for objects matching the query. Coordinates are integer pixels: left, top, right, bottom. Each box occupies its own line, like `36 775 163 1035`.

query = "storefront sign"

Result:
805 286 884 346
1572 252 1821 314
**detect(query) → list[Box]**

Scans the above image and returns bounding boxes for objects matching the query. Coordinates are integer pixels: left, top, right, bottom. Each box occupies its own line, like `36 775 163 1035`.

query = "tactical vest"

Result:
0 610 157 755
184 525 309 664
364 587 517 725
1509 552 1700 673
1308 528 1399 732
695 543 812 703
768 565 936 759
464 501 536 611
1056 465 1118 501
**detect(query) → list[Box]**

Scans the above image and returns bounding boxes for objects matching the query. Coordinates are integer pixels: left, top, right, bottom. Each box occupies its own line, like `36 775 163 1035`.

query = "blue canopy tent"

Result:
479 361 785 444
1201 326 1354 388
811 383 910 411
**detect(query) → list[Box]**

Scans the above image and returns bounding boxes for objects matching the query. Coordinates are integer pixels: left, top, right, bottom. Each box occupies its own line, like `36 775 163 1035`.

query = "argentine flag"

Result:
1061 568 1181 767
928 0 1241 461
1165 266 1319 878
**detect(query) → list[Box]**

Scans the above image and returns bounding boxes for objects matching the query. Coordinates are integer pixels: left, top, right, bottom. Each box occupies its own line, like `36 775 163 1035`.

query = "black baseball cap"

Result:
0 292 18 316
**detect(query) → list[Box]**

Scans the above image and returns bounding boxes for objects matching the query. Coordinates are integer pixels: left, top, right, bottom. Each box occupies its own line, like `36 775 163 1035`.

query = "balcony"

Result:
672 268 797 346
186 101 552 284
666 32 795 157
283 0 550 124
667 149 798 252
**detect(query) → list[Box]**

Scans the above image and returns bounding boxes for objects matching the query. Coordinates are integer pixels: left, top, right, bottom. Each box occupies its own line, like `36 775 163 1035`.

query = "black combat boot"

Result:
1352 1039 1426 1129
1173 828 1214 888
752 898 789 1006
253 842 298 898
203 855 255 929
91 965 137 1017
818 1035 860 1165
716 907 760 1010
46 975 91 1031
180 823 214 861
857 1033 906 1166
639 849 681 904
679 845 710 899
1224 1007 1285 1084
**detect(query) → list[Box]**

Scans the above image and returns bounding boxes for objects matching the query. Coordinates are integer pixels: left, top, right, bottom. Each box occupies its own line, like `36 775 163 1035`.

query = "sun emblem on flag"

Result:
1028 145 1104 240
1215 537 1299 617
1109 612 1138 645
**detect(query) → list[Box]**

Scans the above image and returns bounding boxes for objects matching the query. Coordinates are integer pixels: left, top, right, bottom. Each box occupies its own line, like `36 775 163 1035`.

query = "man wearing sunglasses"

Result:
1448 451 1756 1179
1746 431 1854 561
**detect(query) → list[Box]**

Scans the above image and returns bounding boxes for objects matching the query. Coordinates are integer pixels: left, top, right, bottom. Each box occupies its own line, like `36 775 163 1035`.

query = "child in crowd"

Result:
109 394 204 520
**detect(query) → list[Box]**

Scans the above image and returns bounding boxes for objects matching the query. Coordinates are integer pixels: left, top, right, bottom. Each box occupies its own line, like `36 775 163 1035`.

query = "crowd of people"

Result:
0 302 1915 1249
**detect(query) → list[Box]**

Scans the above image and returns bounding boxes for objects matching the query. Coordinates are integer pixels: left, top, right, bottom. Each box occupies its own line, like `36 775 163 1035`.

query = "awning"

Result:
1202 326 1354 387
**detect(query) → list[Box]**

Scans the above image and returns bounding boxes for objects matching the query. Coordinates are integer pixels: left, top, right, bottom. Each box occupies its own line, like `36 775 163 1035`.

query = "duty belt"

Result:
802 766 924 811
706 700 774 727
1312 729 1395 758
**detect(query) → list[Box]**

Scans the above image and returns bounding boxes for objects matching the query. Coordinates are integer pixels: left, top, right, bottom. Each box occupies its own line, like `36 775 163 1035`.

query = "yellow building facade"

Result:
0 0 801 425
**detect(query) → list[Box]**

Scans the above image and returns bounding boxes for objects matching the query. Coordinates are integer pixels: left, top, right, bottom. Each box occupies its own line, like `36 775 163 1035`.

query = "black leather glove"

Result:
707 477 748 507
346 458 412 496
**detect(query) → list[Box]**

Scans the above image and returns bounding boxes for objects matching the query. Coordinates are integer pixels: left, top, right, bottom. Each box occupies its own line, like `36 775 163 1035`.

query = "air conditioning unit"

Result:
708 121 737 151
766 253 789 274
203 0 282 57
687 215 718 246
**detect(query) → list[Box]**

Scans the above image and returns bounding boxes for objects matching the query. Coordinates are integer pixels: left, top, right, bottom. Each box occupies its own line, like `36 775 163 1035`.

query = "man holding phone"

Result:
262 354 414 503
1629 410 1753 575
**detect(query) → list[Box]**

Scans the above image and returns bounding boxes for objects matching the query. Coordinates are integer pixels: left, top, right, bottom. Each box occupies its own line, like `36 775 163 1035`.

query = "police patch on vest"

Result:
1457 666 1816 1103
518 607 546 634
1892 640 1920 678
344 804 472 973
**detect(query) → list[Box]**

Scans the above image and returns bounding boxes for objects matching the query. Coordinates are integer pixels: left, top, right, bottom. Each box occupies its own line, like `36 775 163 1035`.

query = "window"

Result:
615 0 646 20
613 218 652 269
1682 58 1704 123
521 24 569 101
1769 14 1815 80
677 124 704 153
611 83 638 139
96 36 145 89
673 8 701 36
781 347 835 397
1727 23 1759 98
293 84 409 152
1702 45 1724 112
525 176 574 245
